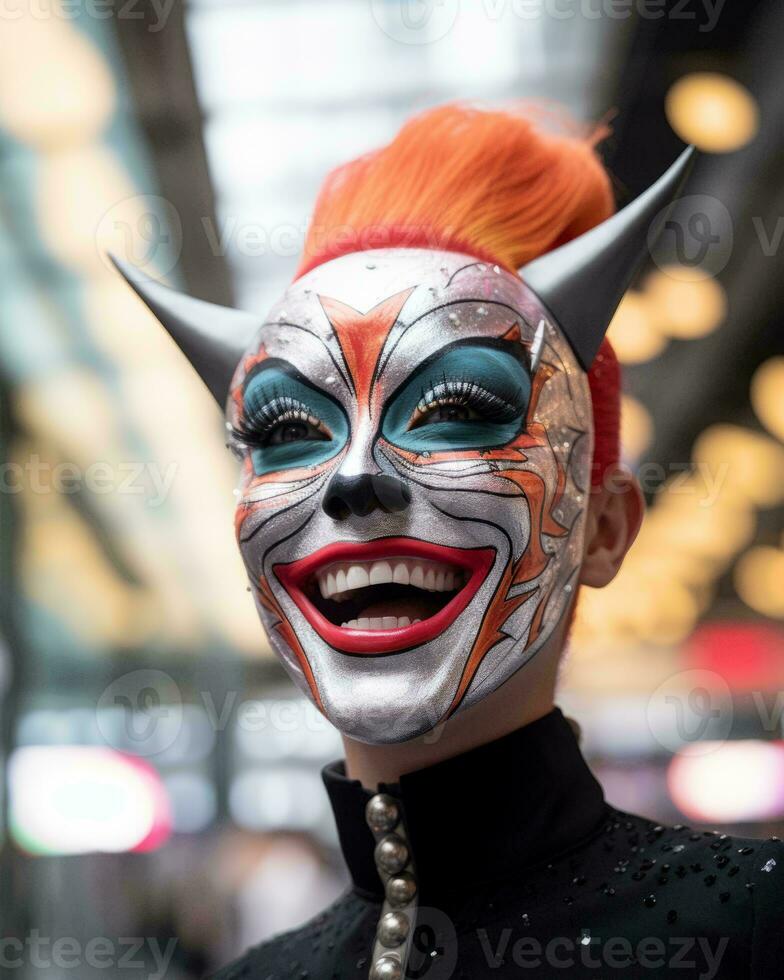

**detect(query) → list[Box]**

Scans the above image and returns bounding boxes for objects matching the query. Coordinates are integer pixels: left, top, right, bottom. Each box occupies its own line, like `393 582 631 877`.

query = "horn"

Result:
111 255 260 407
519 145 697 370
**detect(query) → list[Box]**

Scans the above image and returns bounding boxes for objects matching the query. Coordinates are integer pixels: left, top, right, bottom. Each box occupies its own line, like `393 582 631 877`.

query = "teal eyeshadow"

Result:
381 346 530 452
243 368 348 476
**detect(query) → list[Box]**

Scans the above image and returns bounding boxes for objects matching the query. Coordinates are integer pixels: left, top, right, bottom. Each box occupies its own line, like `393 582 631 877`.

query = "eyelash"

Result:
231 394 328 449
411 377 525 427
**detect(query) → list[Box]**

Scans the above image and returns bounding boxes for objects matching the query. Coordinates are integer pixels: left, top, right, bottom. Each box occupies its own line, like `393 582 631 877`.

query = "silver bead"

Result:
374 835 409 875
377 910 410 948
369 954 403 980
365 794 399 834
386 872 417 907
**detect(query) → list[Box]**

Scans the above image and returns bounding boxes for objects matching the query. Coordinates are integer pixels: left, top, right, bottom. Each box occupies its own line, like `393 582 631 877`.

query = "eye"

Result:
267 418 326 445
408 379 521 431
381 346 532 453
414 403 480 426
232 395 331 449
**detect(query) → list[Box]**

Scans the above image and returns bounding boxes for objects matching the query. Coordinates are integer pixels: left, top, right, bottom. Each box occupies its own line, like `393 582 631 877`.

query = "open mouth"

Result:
274 537 495 654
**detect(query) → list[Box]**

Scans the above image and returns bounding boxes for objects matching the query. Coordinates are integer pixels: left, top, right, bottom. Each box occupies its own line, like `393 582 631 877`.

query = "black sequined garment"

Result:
209 709 784 979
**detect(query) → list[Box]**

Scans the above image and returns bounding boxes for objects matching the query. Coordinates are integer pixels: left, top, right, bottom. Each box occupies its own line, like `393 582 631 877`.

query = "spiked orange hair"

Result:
297 103 621 485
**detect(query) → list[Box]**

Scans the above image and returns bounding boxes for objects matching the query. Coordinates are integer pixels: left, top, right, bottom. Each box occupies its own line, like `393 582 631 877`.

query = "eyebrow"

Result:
259 319 353 392
242 354 349 403
377 299 534 378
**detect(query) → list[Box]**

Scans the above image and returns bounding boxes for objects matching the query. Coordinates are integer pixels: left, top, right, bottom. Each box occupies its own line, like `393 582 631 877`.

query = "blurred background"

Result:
1 0 783 976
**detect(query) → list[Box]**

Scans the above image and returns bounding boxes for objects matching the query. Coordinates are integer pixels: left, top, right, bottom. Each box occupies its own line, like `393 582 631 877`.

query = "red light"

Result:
685 622 784 691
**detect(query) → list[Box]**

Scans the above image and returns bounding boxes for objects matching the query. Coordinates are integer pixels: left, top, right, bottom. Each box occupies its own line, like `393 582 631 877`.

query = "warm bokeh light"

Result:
692 425 784 508
0 15 115 149
607 291 667 364
734 546 784 618
645 267 727 339
620 394 654 460
668 741 784 823
36 144 141 276
643 495 756 562
751 357 784 443
665 72 759 153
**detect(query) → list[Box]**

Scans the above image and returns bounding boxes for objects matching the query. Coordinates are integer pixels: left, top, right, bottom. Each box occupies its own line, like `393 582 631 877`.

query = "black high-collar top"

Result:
324 709 605 907
212 708 784 979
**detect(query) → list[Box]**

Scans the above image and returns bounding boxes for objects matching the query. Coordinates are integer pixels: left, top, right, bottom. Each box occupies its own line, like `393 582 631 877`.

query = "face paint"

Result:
228 249 593 744
110 147 694 744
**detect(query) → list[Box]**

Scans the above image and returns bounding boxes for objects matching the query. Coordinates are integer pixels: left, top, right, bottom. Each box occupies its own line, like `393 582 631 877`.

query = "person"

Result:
116 105 783 979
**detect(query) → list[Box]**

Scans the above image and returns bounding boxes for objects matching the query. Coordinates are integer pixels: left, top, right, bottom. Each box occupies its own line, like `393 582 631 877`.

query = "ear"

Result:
579 467 644 588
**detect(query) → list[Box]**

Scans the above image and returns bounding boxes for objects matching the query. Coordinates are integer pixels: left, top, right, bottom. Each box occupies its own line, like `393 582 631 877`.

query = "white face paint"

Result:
228 249 593 744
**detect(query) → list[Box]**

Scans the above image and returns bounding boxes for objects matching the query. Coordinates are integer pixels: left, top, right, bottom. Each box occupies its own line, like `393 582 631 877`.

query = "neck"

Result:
343 628 564 788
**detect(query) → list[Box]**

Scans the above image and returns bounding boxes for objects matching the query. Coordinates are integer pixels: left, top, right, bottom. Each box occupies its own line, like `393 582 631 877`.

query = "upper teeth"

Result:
316 559 464 601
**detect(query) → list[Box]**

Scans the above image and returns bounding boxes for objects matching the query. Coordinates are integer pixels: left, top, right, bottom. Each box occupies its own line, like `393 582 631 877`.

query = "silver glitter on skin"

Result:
229 249 594 744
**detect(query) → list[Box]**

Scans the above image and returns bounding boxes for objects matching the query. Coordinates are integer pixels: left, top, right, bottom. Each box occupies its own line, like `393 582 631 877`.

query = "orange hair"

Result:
297 103 621 484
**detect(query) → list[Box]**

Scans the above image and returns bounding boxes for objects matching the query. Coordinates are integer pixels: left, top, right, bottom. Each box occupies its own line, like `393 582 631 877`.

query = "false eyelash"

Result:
416 376 525 424
231 393 322 449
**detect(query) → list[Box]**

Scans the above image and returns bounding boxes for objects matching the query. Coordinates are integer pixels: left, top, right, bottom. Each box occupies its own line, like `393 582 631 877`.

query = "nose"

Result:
322 472 411 520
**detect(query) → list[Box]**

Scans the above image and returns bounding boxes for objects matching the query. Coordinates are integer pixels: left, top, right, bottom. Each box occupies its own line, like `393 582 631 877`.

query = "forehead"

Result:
235 249 582 403
273 247 541 332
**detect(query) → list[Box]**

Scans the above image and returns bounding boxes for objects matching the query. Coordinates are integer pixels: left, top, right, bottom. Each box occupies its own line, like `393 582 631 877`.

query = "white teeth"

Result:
345 565 368 590
316 557 465 600
341 615 418 631
369 561 392 585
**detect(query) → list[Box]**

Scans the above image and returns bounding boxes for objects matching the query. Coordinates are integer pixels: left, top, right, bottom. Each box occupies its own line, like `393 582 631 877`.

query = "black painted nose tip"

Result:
322 473 411 520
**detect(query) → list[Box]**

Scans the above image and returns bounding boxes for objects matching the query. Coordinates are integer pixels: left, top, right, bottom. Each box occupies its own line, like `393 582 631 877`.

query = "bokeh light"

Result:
692 425 784 508
734 546 784 618
607 291 667 364
645 267 727 339
751 356 784 443
668 741 784 822
620 394 654 461
666 72 759 152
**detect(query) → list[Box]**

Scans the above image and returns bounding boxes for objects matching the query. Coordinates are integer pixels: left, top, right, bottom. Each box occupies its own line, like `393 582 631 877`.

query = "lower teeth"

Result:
341 616 422 630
